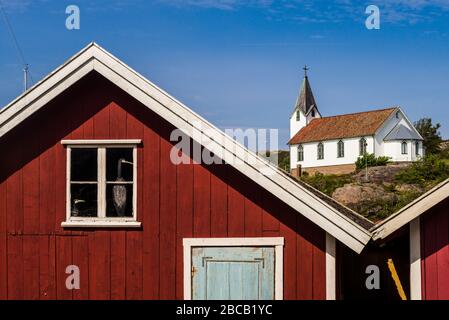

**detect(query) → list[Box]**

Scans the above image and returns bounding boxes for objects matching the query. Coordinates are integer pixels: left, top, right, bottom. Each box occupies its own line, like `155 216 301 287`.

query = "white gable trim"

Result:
372 178 449 240
375 107 423 141
0 43 371 253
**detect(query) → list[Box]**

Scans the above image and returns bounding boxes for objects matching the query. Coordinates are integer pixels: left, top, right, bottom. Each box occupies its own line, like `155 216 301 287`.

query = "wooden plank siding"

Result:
0 73 326 300
421 197 449 300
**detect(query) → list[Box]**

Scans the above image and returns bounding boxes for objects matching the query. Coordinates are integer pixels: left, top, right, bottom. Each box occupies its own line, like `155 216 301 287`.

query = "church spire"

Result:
294 65 317 115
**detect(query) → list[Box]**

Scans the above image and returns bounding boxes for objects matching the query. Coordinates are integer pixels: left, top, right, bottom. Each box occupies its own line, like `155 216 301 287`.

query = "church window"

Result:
359 138 367 156
402 141 408 154
298 145 304 162
317 142 324 160
296 110 300 121
337 140 345 158
415 141 420 156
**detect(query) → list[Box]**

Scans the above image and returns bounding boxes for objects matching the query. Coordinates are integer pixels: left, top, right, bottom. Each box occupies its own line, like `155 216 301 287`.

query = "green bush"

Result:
395 155 449 186
355 153 391 170
301 173 352 196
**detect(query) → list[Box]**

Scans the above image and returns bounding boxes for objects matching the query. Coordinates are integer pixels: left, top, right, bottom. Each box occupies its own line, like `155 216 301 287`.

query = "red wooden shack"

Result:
371 179 449 300
0 43 371 300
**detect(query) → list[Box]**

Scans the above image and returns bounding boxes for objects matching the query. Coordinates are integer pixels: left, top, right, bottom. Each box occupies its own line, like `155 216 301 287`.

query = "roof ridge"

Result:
317 107 398 120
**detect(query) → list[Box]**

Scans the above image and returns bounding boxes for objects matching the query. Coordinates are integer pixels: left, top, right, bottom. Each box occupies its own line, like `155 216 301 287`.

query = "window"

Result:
337 140 345 158
317 142 324 160
298 145 304 162
296 110 300 121
311 109 316 117
359 138 367 156
415 141 420 156
402 141 408 155
396 111 400 119
61 140 141 227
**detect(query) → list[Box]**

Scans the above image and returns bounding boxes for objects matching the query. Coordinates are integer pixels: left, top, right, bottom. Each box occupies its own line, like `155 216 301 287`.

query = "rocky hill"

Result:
301 159 449 222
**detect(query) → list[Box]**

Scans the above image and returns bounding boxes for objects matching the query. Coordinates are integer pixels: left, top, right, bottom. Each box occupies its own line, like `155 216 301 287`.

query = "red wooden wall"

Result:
0 72 326 300
421 197 449 300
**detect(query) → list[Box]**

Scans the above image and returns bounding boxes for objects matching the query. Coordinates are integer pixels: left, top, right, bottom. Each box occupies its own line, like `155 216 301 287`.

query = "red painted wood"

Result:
312 228 326 299
194 164 211 237
126 231 143 299
159 133 177 299
244 185 262 237
280 207 297 300
23 154 39 234
109 100 127 300
421 198 449 300
210 164 227 237
7 235 23 299
227 177 245 237
0 74 327 300
110 232 126 300
23 236 40 299
39 236 56 300
176 162 194 299
126 107 144 300
72 236 89 300
142 119 160 300
56 236 73 300
296 216 314 300
89 231 111 300
0 181 7 299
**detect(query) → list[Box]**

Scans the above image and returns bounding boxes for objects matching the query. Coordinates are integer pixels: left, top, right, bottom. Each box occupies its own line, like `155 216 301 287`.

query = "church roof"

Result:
288 107 397 144
293 74 317 115
384 123 423 141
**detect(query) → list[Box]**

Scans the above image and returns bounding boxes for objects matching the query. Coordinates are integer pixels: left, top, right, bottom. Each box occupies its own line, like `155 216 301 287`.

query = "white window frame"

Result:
183 237 284 300
61 140 141 228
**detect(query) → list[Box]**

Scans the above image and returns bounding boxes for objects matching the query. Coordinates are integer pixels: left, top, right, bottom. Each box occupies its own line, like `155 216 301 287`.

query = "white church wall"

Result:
290 109 307 138
294 136 375 169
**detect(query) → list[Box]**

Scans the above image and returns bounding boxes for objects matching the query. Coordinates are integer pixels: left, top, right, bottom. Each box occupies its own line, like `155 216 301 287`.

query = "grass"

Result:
301 173 353 197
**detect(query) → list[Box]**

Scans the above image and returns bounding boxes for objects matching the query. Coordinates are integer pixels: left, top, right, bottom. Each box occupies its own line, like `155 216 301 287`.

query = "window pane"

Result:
106 184 133 217
70 184 98 217
106 148 134 182
71 148 97 181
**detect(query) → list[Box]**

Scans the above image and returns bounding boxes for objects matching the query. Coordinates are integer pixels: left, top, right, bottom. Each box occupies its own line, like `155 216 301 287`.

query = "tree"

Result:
414 118 442 155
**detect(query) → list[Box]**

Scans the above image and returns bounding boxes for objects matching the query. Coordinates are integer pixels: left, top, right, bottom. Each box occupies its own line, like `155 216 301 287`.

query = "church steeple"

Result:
294 65 318 115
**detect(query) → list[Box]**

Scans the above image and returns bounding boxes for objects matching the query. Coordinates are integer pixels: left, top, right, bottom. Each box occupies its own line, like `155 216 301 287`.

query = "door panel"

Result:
192 247 275 300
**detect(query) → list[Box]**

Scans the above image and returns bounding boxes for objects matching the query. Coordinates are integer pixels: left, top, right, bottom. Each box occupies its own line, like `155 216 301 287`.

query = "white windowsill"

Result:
61 220 142 228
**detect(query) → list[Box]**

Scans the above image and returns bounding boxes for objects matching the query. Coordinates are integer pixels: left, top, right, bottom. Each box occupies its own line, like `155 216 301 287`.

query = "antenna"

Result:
0 1 33 92
23 64 29 92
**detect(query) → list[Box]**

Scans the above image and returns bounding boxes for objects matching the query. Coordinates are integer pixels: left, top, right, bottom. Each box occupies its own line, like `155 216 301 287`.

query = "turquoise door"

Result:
191 247 275 300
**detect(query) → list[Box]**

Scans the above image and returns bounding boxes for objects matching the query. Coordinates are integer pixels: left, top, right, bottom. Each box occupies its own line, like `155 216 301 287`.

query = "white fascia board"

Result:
372 178 449 240
0 43 371 253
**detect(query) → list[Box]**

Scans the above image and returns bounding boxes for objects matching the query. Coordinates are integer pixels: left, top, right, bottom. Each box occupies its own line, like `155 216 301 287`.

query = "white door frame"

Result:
183 237 284 300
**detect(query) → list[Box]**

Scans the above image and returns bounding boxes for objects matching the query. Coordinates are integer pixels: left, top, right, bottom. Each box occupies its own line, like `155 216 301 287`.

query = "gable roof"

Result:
371 178 449 240
293 75 317 115
0 43 371 253
288 108 397 145
384 123 423 141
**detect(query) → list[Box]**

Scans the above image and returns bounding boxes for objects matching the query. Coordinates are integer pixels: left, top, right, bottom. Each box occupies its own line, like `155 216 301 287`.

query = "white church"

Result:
288 68 424 176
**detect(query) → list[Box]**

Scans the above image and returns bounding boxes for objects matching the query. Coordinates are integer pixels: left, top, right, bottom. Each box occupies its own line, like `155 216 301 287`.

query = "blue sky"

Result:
1 0 449 147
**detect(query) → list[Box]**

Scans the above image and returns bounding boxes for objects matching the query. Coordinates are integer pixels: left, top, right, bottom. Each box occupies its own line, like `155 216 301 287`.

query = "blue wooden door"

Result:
192 247 275 300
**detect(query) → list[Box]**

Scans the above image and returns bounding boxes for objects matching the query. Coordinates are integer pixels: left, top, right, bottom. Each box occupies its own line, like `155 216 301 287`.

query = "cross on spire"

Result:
303 65 309 77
